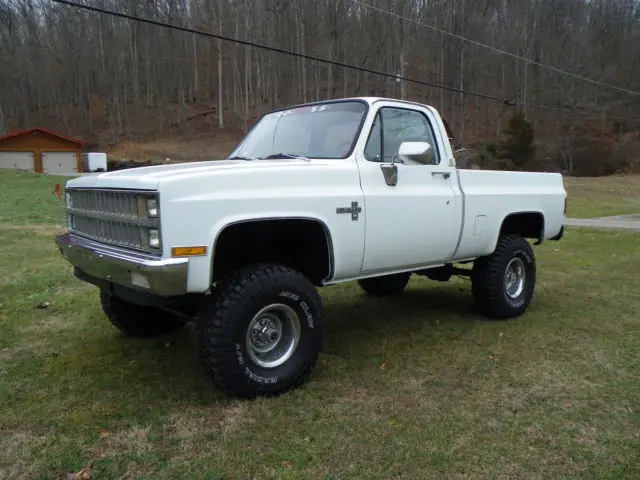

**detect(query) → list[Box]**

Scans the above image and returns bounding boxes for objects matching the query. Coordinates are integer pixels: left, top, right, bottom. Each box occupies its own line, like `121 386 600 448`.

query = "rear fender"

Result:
490 211 545 251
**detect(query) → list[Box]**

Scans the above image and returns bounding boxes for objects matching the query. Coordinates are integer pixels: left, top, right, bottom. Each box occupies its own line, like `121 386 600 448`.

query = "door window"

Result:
364 107 440 164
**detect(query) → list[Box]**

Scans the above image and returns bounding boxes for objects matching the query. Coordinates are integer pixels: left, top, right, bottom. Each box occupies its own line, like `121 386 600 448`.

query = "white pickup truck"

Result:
56 97 566 399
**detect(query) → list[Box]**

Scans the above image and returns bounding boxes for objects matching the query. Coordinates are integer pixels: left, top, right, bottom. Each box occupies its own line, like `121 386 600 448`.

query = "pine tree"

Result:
498 111 536 169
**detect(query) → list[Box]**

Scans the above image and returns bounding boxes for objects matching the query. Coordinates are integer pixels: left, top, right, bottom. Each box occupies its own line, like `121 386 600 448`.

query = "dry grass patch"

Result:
18 314 75 335
106 134 240 162
564 173 639 195
165 402 256 467
170 402 254 443
0 222 66 235
0 432 50 480
101 426 153 456
564 173 640 218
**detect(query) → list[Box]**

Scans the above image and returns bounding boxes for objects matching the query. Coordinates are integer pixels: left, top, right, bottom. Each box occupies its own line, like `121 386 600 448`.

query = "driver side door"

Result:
357 102 462 274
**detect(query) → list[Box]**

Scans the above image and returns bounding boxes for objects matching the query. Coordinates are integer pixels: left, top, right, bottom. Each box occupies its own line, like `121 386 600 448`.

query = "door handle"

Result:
432 171 451 179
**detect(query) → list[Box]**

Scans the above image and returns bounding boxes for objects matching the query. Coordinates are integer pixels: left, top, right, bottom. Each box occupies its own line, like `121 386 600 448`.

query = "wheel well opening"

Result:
500 212 544 241
213 219 333 286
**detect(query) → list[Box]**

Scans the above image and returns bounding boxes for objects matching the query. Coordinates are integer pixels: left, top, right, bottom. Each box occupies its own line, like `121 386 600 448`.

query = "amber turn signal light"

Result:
171 246 207 257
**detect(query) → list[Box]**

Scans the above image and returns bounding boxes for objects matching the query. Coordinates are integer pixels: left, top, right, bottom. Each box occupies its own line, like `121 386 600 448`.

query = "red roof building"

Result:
0 127 85 174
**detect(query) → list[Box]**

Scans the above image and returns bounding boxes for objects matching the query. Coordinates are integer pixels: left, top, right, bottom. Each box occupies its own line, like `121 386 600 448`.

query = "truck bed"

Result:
453 169 566 260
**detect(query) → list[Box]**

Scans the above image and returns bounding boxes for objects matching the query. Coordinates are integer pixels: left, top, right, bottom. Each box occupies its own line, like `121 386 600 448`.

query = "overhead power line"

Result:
351 0 640 97
50 0 510 103
51 0 640 122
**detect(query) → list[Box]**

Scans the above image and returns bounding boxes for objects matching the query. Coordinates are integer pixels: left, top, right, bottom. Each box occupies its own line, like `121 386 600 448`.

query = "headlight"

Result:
146 198 158 217
149 229 160 249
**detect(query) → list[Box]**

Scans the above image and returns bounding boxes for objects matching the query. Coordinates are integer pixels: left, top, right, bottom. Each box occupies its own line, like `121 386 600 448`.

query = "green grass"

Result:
1 170 639 479
0 169 74 225
564 174 640 218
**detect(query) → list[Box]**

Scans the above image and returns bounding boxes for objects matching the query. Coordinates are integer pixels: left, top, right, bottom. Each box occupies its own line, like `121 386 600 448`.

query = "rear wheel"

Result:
358 272 411 297
100 291 186 337
198 263 325 399
471 234 536 319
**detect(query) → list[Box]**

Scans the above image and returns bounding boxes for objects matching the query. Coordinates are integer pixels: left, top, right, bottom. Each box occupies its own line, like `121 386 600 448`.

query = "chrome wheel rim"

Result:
245 303 301 369
504 258 526 299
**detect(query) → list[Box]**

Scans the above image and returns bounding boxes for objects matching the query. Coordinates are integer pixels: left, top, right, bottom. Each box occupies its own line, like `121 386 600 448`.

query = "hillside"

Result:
9 97 639 177
2 0 639 175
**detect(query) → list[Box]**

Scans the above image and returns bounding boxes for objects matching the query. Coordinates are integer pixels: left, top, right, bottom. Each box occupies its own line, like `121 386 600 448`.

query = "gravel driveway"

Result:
565 214 640 232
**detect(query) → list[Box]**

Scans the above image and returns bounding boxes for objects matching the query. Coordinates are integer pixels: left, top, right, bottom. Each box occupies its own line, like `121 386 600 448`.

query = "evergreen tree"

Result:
498 111 536 169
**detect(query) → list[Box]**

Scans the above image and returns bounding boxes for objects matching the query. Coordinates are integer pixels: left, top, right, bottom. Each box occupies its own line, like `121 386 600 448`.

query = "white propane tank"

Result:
82 152 108 172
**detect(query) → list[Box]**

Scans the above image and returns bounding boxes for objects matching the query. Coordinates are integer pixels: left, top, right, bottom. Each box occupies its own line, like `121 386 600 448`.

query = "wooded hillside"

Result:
1 0 639 173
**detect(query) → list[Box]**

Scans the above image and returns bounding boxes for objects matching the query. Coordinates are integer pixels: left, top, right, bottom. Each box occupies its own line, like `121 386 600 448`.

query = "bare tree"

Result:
0 0 638 146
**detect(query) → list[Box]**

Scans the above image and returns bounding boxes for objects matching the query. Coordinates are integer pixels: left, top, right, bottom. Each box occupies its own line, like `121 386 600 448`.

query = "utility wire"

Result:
351 0 640 96
522 102 638 122
51 0 509 103
51 0 640 122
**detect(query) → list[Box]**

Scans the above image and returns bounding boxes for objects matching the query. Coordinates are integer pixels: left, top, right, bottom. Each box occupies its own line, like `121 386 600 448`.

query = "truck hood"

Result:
65 158 318 190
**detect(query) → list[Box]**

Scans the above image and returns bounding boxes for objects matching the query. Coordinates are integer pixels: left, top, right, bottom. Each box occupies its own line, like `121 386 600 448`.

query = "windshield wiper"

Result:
259 153 310 161
227 155 255 161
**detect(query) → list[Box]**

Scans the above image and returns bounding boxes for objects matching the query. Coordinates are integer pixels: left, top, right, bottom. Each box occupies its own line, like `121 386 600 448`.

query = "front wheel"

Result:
198 263 325 399
471 234 536 319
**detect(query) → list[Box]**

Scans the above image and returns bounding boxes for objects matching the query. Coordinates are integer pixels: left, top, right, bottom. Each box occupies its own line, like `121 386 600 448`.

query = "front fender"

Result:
208 212 336 283
157 162 366 291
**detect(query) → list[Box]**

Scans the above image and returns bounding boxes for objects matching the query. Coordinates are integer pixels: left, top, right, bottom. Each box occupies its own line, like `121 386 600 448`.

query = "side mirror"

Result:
397 141 434 165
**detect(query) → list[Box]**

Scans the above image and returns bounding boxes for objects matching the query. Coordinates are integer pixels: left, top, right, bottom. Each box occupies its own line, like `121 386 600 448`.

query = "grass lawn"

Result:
0 169 75 226
1 169 638 479
564 174 640 219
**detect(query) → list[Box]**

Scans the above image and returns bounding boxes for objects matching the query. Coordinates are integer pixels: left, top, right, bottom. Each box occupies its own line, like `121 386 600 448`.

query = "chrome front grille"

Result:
66 188 161 254
70 216 145 247
68 190 139 218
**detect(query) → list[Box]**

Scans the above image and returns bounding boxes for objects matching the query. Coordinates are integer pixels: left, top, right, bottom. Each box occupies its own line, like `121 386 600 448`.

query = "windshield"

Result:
228 100 367 160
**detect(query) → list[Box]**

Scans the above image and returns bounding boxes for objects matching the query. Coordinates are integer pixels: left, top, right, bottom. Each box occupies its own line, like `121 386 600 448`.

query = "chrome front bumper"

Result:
55 233 188 296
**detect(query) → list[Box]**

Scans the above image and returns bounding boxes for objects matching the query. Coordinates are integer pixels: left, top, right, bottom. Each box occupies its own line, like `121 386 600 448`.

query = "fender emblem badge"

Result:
336 201 362 221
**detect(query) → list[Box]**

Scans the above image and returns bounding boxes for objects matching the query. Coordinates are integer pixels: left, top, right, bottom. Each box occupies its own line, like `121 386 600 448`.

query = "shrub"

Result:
551 122 630 177
106 159 155 171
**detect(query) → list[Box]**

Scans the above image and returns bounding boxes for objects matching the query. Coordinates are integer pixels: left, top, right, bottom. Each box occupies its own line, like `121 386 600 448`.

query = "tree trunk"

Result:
217 4 224 128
